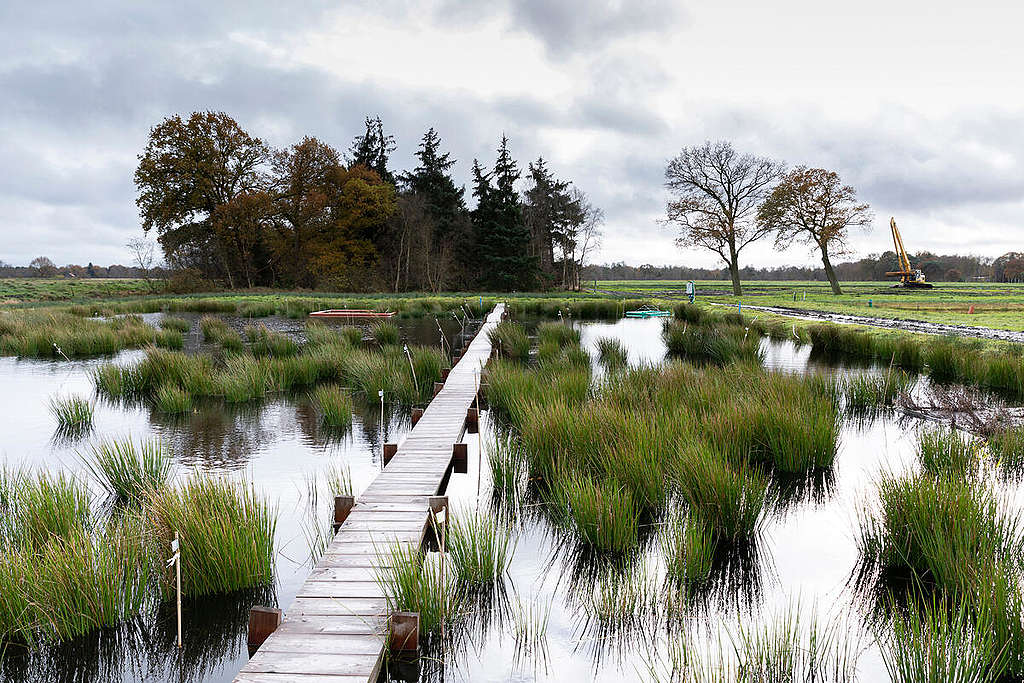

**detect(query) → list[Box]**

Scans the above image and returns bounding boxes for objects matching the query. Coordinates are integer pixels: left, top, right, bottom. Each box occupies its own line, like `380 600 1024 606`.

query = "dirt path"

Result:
591 288 1024 344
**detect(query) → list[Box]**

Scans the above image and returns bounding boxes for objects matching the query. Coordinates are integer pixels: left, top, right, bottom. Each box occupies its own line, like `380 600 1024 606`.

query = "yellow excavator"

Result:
886 217 933 288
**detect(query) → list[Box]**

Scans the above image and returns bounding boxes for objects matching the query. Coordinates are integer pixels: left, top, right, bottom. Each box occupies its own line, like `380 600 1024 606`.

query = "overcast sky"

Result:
2 0 1023 270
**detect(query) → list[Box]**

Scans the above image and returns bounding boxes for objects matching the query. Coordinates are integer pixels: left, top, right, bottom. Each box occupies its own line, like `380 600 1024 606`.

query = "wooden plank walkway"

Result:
235 303 505 683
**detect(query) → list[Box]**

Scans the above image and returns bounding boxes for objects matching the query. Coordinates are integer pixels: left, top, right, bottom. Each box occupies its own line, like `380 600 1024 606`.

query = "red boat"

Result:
309 309 396 319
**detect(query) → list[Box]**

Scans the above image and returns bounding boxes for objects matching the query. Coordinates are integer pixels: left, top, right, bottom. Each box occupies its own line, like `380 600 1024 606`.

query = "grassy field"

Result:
593 280 1024 331
0 278 159 303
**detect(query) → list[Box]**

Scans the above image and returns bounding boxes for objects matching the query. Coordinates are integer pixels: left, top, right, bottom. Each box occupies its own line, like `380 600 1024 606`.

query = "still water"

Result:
0 315 982 682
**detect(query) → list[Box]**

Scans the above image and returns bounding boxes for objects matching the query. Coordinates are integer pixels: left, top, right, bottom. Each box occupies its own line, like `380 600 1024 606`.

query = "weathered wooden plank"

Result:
244 651 380 676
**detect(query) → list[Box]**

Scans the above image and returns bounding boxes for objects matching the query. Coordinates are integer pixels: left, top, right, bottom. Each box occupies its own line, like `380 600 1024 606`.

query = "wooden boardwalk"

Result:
235 303 505 683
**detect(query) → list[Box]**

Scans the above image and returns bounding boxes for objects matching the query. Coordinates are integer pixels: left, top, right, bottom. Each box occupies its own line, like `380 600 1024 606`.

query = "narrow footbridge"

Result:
234 303 505 682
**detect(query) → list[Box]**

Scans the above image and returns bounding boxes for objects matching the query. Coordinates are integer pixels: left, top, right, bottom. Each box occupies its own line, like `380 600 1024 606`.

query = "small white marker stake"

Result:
379 389 385 470
167 533 182 648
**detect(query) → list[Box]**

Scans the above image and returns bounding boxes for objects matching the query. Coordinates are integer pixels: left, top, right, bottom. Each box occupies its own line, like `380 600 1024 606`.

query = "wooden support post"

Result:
411 407 423 426
466 407 478 432
433 381 444 398
247 606 281 648
333 495 354 528
452 442 468 474
440 367 450 381
389 611 419 652
477 383 489 409
383 443 398 466
428 495 448 515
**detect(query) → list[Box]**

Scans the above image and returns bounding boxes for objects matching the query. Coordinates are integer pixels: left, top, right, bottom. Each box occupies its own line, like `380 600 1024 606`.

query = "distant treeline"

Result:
0 261 166 279
586 251 1024 283
131 111 602 293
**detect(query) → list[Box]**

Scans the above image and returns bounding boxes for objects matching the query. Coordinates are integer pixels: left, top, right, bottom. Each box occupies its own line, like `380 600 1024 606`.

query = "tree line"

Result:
585 250 1019 284
132 111 602 292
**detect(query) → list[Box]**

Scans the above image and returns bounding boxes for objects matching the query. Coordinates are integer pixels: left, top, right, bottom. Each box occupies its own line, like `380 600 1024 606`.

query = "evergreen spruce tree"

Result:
400 128 467 243
471 136 535 290
349 115 396 185
523 157 579 287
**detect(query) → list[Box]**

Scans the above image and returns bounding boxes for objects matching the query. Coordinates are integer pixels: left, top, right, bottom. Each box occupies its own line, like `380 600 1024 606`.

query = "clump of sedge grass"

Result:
312 384 354 428
83 437 173 503
447 509 514 588
48 394 93 430
148 475 277 598
555 476 639 554
878 594 1010 683
159 316 191 333
375 544 455 638
489 321 530 362
154 383 193 414
199 316 243 352
537 321 580 349
917 426 979 478
370 321 400 346
154 327 184 350
595 336 628 369
855 471 1023 594
324 462 353 496
988 425 1024 478
250 326 299 358
662 321 763 366
487 432 526 503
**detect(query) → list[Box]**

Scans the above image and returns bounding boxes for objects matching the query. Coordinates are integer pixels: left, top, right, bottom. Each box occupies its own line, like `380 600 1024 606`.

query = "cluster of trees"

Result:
133 112 602 292
586 251 1010 283
664 141 874 295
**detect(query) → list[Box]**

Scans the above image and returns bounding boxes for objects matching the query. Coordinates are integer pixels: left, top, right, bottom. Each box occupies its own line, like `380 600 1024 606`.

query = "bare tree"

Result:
29 256 57 277
664 141 784 295
126 237 161 292
560 187 603 291
757 166 873 295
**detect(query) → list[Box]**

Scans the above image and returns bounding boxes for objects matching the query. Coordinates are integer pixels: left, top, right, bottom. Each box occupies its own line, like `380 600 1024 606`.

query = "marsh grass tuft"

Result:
375 544 454 638
159 316 191 333
447 509 514 588
595 336 628 369
917 426 980 478
83 437 173 503
154 383 193 413
149 475 276 598
48 394 93 431
312 384 354 428
370 321 400 346
489 321 530 362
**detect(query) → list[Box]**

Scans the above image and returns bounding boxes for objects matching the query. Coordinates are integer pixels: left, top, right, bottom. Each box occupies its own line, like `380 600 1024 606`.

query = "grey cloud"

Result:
436 0 685 56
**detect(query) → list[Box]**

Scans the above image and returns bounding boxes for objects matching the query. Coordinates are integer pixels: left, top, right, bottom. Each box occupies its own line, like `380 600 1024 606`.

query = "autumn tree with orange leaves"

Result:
757 167 873 295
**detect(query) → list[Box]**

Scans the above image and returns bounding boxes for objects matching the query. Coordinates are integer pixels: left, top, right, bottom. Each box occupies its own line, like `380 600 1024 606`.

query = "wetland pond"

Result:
0 314 1009 682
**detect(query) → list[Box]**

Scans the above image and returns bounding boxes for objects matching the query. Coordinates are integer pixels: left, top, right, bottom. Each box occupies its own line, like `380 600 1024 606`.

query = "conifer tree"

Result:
523 157 579 287
349 115 396 185
471 136 535 290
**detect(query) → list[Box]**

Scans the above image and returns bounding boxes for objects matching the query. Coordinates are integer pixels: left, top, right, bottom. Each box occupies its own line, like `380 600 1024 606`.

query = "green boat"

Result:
624 304 672 319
